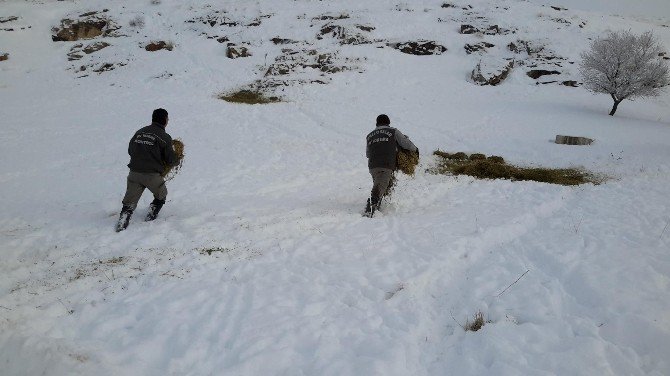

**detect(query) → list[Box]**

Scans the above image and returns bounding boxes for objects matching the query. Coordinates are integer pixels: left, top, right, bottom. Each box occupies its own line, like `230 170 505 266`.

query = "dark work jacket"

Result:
127 122 178 173
366 125 417 169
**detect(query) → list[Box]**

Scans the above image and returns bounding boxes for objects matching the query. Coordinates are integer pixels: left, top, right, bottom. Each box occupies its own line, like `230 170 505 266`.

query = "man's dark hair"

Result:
376 114 390 126
152 108 168 125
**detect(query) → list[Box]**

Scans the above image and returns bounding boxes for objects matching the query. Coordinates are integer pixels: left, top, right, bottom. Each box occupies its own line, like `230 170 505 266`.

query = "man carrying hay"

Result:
116 108 178 232
364 114 418 217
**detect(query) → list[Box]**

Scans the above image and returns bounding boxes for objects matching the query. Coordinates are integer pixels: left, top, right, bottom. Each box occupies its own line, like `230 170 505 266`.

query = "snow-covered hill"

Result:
1 0 669 375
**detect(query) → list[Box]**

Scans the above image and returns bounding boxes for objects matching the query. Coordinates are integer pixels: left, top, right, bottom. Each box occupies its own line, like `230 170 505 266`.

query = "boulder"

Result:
226 44 251 59
391 41 447 55
555 135 593 145
471 59 514 86
527 69 560 79
145 41 173 52
464 42 494 54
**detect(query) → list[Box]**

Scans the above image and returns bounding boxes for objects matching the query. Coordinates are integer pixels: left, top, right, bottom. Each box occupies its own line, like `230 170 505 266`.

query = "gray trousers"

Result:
369 168 395 201
122 171 167 210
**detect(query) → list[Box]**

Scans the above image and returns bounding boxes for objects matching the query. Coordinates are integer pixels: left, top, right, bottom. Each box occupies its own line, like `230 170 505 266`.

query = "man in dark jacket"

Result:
364 114 418 217
116 108 178 232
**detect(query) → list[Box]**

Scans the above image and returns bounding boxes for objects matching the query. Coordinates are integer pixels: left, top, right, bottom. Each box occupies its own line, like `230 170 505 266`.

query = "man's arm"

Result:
394 129 418 152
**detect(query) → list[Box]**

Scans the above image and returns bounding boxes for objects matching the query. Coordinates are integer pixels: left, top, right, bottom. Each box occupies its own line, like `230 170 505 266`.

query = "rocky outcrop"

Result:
464 42 494 54
145 41 173 52
471 60 514 86
526 69 560 79
52 11 118 42
389 41 447 55
226 44 251 59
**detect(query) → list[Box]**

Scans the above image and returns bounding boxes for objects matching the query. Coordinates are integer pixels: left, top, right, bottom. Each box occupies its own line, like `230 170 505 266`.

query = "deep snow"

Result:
1 0 669 375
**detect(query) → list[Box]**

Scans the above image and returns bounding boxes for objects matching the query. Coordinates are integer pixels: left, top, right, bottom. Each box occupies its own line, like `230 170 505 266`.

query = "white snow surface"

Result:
1 0 670 375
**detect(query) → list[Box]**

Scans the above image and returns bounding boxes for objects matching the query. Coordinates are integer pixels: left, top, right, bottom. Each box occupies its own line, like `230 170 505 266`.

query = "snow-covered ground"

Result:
1 0 669 375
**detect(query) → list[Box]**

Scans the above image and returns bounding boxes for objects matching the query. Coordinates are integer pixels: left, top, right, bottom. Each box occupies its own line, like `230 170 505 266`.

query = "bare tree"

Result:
579 30 670 116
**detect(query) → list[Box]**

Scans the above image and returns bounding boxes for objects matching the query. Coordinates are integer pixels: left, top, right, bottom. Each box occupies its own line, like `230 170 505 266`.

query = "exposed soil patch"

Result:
145 41 173 52
390 41 447 55
431 150 602 185
52 11 119 42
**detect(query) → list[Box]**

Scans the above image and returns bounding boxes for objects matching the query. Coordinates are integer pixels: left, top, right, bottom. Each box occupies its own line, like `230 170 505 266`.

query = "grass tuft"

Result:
465 311 487 332
218 90 281 104
162 139 184 181
431 150 602 186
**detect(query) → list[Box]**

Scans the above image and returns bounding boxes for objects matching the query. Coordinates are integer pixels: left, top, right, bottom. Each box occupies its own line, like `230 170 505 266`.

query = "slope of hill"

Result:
1 0 669 375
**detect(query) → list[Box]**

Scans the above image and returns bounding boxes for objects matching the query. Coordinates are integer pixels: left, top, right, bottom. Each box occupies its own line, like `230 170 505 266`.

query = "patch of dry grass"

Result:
465 311 487 332
162 139 184 181
397 149 420 175
218 89 281 104
430 150 602 186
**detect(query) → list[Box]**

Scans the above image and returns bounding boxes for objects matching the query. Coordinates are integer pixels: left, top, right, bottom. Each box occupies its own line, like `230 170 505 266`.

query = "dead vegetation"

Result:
397 149 420 175
162 139 185 181
218 89 281 104
431 150 602 186
465 311 487 332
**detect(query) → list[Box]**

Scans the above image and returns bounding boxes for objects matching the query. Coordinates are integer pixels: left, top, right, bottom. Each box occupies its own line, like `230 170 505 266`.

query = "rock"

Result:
83 41 110 54
471 60 514 86
355 24 375 32
0 53 8 62
145 41 173 52
460 24 477 34
461 24 512 35
226 44 251 59
51 12 120 42
555 135 593 145
271 37 297 45
0 16 18 24
464 42 494 54
527 69 560 79
317 24 370 45
561 80 579 87
391 41 447 55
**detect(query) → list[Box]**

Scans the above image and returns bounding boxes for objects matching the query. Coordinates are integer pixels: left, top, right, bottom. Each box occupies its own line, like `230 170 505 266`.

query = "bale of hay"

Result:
397 149 419 175
162 139 184 181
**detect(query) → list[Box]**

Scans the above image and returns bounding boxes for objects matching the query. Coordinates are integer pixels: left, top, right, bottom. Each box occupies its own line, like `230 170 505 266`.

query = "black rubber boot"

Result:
364 196 379 218
116 206 133 232
145 199 165 221
364 198 373 217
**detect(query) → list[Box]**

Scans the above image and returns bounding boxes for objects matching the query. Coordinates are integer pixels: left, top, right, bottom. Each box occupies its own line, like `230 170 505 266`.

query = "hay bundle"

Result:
162 139 184 181
397 149 419 175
